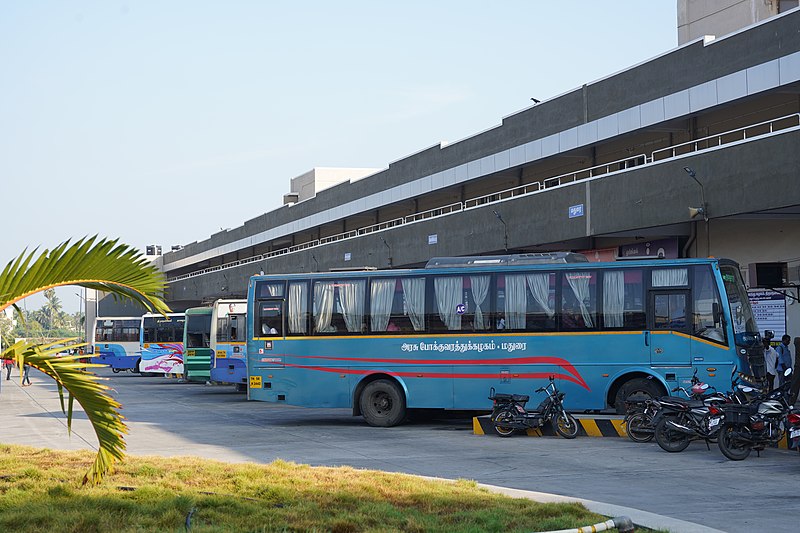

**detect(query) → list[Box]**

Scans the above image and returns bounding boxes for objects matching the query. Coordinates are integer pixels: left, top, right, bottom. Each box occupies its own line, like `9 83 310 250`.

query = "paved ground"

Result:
2 368 798 532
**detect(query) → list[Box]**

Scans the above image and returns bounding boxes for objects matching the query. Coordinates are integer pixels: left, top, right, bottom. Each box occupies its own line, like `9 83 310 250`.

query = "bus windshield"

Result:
720 265 758 336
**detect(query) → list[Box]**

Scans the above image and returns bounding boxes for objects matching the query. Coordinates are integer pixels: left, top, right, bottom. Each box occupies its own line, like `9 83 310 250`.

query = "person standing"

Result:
776 334 793 388
21 363 31 386
791 336 800 404
763 337 778 391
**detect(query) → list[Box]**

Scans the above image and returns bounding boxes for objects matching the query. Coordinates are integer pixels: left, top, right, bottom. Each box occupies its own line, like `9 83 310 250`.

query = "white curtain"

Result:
402 277 425 331
435 276 462 330
370 279 395 332
313 281 335 333
338 279 365 333
504 275 527 330
603 271 625 327
526 273 554 318
652 268 688 287
263 282 284 297
288 282 308 334
565 272 594 327
470 275 490 330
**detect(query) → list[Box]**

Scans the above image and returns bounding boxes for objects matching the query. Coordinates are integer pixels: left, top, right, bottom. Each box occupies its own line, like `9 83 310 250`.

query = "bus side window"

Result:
652 292 688 331
259 301 284 337
216 317 228 342
692 265 727 344
229 316 238 340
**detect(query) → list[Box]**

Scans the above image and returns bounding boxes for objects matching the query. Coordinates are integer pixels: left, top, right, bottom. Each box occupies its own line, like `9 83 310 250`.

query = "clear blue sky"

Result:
1 1 677 312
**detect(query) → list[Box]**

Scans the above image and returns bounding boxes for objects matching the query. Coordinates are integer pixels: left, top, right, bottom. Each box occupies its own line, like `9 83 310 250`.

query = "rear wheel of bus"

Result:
360 379 406 427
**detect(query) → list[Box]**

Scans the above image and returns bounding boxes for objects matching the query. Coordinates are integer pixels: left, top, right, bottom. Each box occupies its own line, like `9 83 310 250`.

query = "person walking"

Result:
21 363 31 386
763 337 778 391
776 334 793 388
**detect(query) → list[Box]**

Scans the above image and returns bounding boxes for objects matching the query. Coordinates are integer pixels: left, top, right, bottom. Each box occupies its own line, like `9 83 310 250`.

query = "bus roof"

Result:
249 256 733 284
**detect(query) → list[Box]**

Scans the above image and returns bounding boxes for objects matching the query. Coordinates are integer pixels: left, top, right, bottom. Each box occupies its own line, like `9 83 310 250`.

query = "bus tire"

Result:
359 379 407 427
614 377 664 414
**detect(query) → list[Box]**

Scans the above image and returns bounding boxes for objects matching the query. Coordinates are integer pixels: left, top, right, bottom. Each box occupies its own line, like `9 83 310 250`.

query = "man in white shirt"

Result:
763 337 778 391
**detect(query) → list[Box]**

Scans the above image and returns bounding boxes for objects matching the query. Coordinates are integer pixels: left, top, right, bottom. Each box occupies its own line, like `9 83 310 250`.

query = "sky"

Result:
1 1 678 313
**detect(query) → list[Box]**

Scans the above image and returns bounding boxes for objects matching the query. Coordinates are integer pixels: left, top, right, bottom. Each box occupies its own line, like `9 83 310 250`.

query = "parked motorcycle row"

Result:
487 369 800 461
625 368 800 461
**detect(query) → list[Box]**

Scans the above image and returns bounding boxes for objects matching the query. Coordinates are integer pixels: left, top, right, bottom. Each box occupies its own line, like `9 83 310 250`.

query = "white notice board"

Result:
748 289 787 338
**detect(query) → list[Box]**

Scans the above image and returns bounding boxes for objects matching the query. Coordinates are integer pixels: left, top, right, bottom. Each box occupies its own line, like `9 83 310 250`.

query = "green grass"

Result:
0 444 643 532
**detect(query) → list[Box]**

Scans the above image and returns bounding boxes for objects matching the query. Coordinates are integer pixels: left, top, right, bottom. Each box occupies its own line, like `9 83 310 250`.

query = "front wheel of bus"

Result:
360 379 407 427
614 377 664 414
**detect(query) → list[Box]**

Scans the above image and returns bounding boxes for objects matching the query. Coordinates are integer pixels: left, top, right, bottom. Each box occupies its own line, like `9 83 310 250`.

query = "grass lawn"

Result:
0 444 645 532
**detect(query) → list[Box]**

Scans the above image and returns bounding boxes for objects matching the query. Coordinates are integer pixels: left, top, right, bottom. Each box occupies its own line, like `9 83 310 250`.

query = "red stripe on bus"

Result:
290 354 588 389
281 363 591 390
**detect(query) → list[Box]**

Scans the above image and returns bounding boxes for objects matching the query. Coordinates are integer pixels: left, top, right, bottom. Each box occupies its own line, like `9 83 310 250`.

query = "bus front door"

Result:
648 290 691 367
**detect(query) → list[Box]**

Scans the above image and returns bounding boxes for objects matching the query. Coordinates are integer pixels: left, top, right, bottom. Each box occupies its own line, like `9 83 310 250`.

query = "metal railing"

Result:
167 114 800 282
651 113 800 161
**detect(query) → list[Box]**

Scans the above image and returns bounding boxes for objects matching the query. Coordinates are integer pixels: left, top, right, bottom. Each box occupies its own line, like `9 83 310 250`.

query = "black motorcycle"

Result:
489 376 579 439
626 369 722 444
717 368 795 461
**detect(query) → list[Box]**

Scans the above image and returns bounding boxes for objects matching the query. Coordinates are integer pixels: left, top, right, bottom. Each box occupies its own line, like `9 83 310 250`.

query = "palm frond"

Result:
0 236 170 315
0 236 173 484
3 339 127 485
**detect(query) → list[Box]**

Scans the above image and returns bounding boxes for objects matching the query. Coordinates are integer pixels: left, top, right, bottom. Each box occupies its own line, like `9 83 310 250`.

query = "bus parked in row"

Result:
184 307 212 383
139 313 186 375
245 253 764 426
90 316 142 373
210 299 248 390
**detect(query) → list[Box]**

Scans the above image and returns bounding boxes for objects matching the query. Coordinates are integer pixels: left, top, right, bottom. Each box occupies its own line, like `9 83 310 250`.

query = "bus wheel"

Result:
614 377 663 414
360 379 407 427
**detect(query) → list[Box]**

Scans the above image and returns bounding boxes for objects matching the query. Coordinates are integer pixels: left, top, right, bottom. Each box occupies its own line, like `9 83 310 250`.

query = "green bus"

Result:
183 306 213 383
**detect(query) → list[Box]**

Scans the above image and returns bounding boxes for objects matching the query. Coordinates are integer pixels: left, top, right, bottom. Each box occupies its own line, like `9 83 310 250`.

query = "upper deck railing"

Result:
167 113 800 282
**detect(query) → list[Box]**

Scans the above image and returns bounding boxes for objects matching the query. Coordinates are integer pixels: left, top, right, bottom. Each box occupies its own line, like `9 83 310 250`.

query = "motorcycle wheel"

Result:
654 417 691 452
717 423 752 461
554 411 579 439
626 412 654 443
492 409 517 437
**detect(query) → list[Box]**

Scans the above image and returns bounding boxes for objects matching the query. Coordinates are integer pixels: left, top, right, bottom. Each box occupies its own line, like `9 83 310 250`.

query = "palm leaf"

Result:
0 236 170 315
0 237 172 484
3 340 127 485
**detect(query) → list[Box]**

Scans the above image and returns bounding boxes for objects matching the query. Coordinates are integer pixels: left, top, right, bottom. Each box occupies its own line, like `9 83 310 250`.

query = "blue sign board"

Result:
569 204 584 218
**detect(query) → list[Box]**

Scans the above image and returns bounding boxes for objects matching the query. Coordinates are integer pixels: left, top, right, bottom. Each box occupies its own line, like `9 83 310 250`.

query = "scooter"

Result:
488 376 579 439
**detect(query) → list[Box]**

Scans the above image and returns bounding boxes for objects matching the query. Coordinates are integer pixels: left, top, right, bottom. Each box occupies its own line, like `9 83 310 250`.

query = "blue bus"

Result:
245 254 764 426
209 299 248 390
139 313 186 375
90 316 142 373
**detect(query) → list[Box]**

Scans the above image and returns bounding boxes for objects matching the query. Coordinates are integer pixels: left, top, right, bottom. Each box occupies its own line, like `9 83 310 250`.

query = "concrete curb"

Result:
476 483 727 533
473 414 627 437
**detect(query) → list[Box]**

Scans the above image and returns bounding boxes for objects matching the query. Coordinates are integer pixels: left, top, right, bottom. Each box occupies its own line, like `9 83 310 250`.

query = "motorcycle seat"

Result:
661 397 705 409
491 393 529 403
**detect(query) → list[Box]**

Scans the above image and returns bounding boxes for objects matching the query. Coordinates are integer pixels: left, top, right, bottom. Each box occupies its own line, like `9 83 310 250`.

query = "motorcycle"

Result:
489 376 579 439
651 369 734 452
788 410 800 452
626 369 723 445
717 368 795 461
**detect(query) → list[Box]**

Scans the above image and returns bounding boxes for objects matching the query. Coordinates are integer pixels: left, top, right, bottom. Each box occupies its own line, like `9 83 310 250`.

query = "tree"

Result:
0 236 170 484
